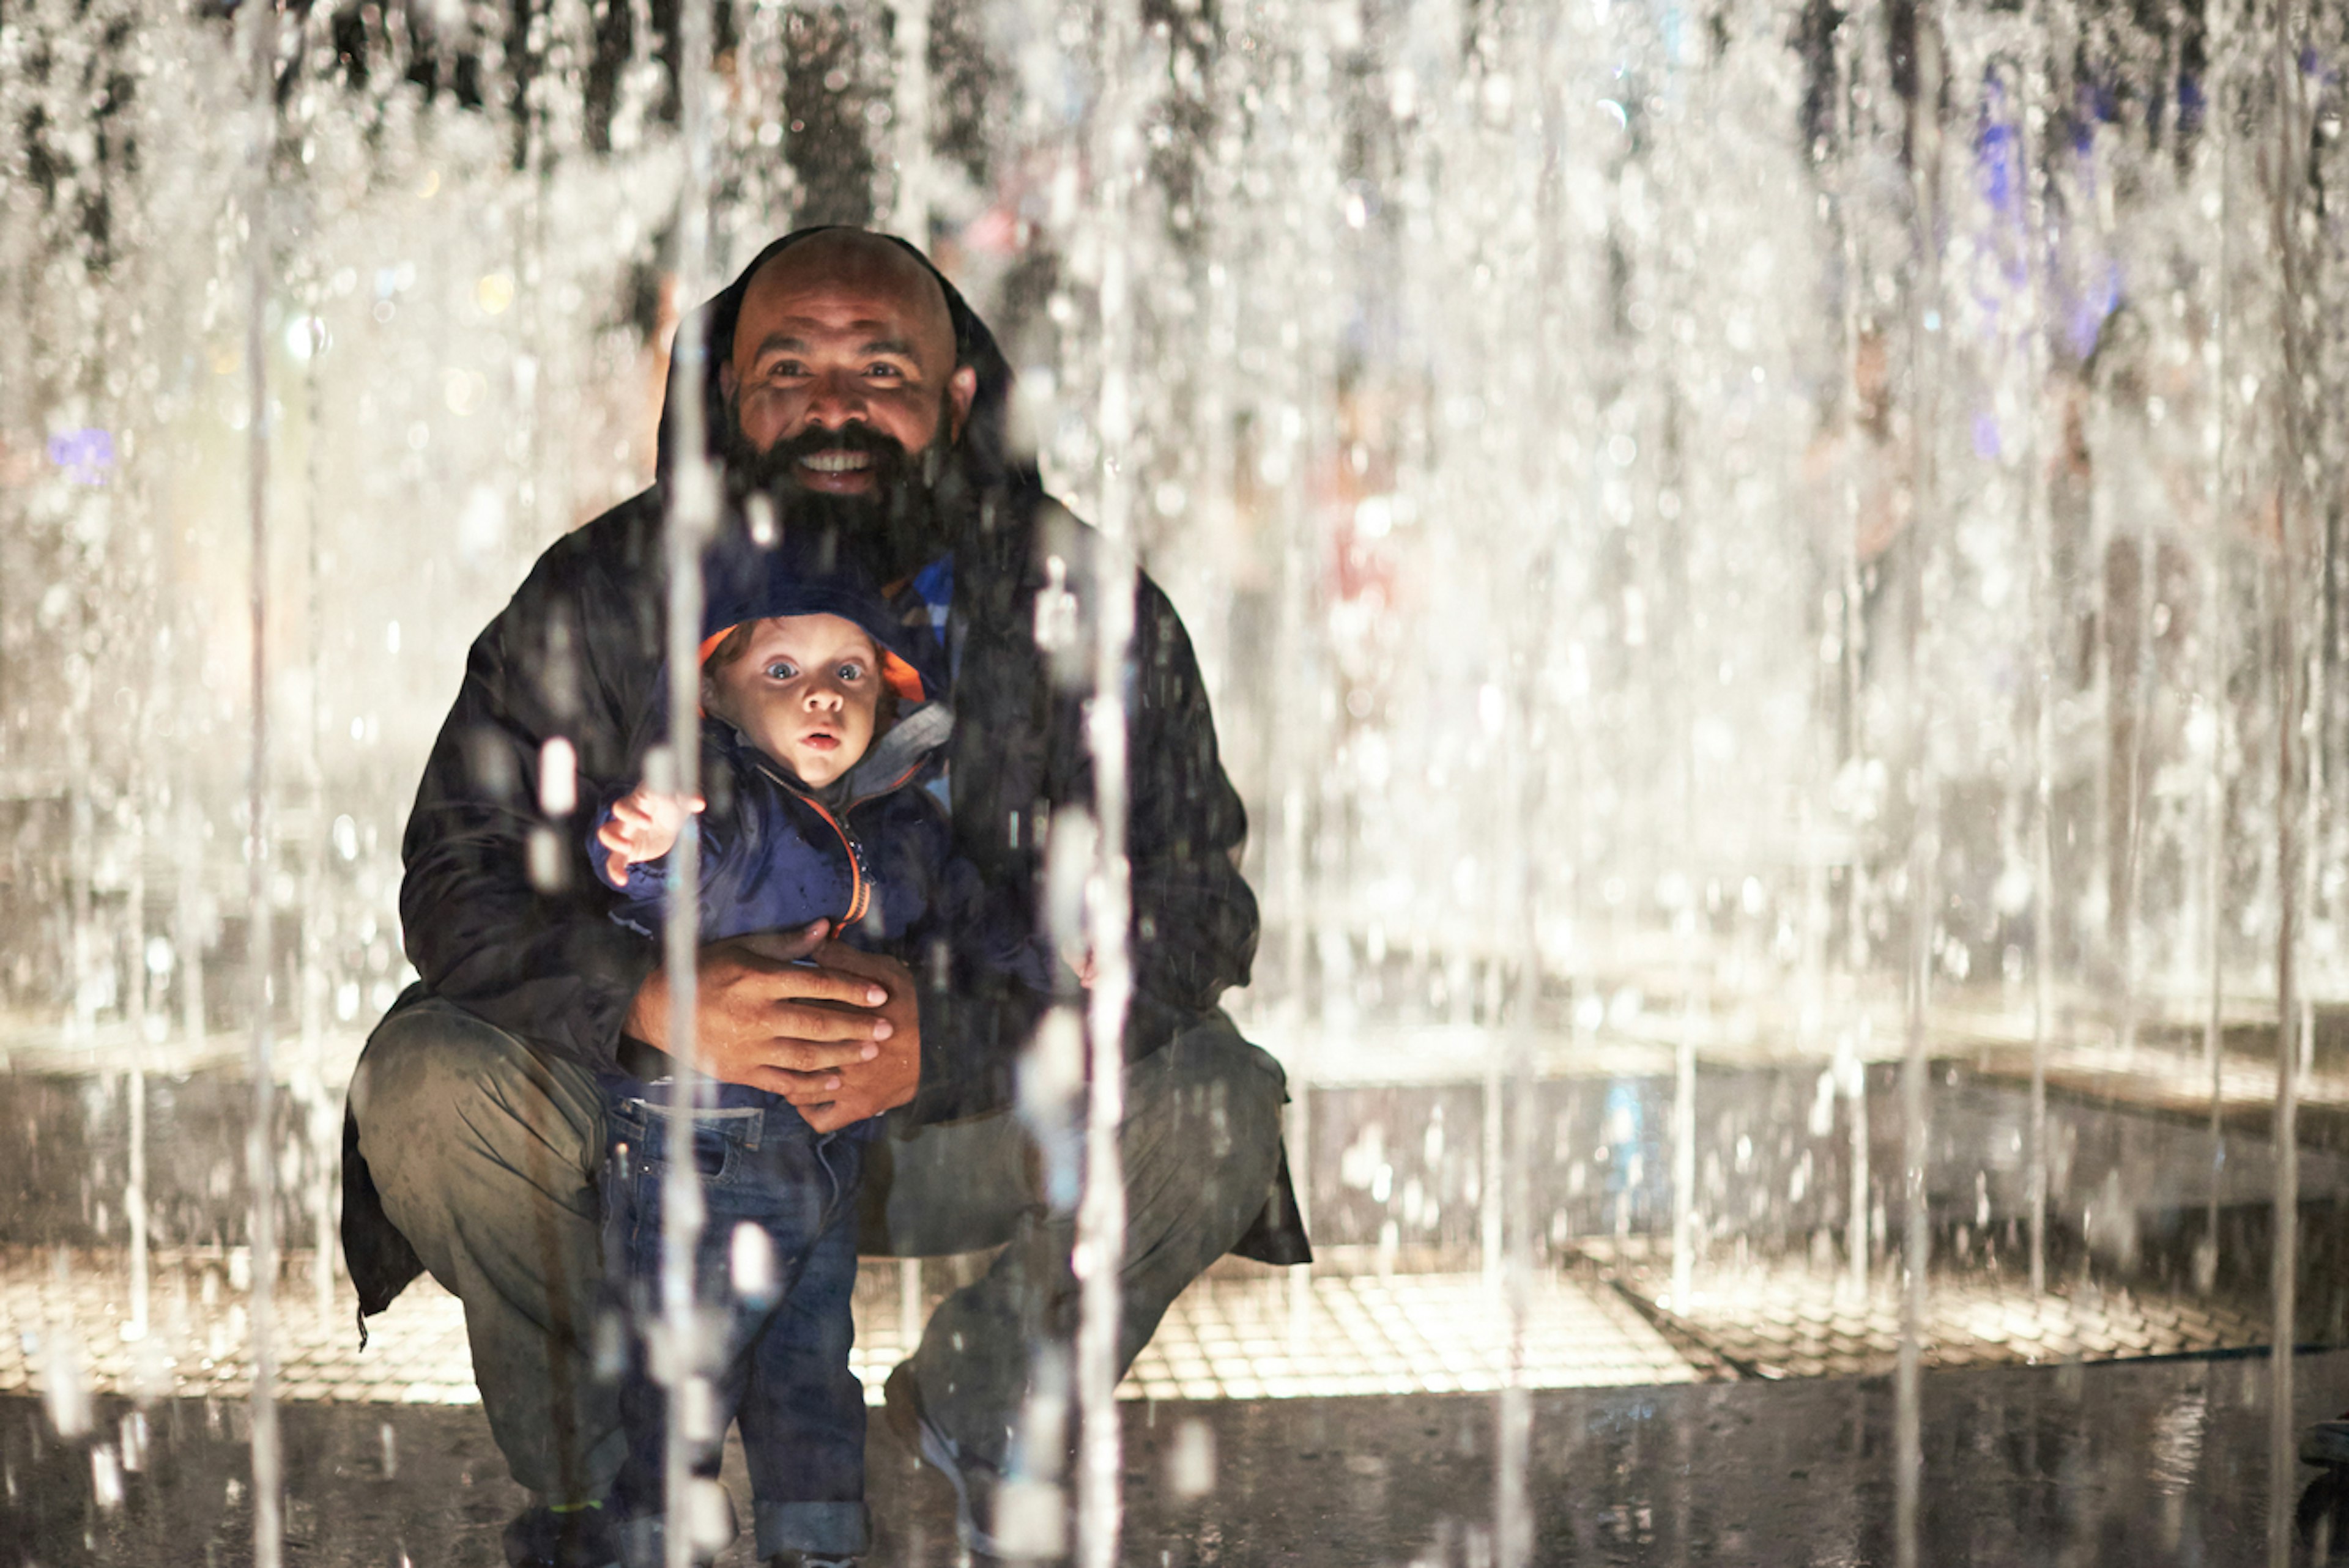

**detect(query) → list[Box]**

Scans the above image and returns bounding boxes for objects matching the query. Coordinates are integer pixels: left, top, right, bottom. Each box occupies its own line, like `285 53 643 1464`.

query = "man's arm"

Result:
888 557 1255 1126
398 519 660 1064
1122 570 1260 1026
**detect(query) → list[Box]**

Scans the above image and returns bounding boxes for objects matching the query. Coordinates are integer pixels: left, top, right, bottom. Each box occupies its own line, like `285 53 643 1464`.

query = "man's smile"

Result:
791 445 880 494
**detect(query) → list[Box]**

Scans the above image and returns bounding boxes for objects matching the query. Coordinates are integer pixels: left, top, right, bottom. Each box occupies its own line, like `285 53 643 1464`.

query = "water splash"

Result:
2 0 2348 1556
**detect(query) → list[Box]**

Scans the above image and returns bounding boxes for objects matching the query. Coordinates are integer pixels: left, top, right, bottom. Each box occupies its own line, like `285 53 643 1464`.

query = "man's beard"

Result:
718 391 963 579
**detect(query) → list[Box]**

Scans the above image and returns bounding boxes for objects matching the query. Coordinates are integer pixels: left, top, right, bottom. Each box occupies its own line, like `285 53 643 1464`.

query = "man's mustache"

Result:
721 402 929 500
714 388 968 577
770 422 906 465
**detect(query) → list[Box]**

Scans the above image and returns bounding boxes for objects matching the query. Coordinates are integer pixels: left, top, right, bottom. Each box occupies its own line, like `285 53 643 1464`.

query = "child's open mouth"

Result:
801 731 840 750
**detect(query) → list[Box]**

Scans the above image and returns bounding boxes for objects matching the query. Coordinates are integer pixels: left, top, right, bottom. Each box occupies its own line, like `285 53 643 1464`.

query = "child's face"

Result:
705 613 883 788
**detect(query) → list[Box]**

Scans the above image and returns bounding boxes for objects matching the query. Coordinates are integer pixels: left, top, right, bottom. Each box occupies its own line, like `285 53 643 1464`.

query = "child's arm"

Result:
593 785 703 888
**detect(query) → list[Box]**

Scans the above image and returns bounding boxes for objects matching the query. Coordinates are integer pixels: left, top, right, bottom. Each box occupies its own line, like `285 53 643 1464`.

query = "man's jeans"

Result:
349 996 1288 1501
601 1079 870 1561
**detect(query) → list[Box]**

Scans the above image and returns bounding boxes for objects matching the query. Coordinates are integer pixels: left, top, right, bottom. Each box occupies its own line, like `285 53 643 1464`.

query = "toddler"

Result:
589 542 976 1568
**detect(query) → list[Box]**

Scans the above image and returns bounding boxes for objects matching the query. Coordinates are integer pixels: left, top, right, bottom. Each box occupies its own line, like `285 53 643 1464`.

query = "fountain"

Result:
4 0 2349 1562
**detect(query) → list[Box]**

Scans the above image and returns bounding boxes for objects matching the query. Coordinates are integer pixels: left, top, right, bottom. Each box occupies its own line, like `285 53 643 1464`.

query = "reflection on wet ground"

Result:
9 1348 2349 1565
7 1059 2346 1561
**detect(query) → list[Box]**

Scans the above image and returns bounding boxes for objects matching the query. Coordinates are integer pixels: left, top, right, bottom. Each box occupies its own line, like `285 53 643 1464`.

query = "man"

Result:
342 227 1308 1567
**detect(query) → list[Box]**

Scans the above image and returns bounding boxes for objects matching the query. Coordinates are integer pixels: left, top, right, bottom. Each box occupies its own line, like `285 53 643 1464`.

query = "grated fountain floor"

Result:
2 1239 2286 1415
1575 1237 2274 1380
0 1247 1696 1412
6 1246 2348 1564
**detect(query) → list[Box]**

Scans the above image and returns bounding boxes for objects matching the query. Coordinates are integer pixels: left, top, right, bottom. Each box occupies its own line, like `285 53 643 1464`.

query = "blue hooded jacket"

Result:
592 531 1037 983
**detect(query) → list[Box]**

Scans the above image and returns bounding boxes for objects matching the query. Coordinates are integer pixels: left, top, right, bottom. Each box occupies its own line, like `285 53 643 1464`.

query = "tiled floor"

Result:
1578 1237 2272 1379
10 1243 2349 1566
4 1237 2284 1418
0 1247 1695 1411
1122 1267 1694 1399
1965 1037 2349 1150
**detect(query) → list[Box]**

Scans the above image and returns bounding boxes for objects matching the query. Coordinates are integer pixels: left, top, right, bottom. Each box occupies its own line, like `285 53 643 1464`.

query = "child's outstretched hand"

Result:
596 785 704 886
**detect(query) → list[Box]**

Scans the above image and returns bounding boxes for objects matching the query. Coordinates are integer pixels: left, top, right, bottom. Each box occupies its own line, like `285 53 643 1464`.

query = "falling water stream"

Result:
237 6 283 1566
655 4 714 1564
7 0 2349 1562
1073 7 1138 1563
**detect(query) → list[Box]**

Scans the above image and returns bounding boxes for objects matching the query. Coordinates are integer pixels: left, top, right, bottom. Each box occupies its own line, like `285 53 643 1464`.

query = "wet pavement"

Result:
9 1056 2348 1562
9 1347 2349 1565
1579 1237 2273 1379
0 1253 1696 1410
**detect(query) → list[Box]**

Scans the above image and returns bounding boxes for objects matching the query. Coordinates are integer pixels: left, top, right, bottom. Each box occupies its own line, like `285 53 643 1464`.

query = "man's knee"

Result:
1127 1018 1286 1187
351 999 601 1195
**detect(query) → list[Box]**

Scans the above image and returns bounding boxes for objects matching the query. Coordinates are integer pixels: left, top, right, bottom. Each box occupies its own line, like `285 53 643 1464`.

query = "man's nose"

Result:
800 369 869 431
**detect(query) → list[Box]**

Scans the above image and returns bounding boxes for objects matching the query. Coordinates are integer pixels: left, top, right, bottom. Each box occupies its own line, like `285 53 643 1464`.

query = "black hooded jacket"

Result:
344 229 1308 1316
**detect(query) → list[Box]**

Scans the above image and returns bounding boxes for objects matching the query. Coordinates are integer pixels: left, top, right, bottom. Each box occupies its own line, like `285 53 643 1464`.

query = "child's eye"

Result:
837 662 866 681
764 660 798 680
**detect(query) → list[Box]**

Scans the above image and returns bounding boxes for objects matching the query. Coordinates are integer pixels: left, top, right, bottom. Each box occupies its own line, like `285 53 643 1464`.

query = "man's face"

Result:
705 613 883 790
721 236 980 499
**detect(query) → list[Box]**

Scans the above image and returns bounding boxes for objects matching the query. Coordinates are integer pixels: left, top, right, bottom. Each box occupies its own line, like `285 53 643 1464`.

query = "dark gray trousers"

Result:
349 997 1287 1500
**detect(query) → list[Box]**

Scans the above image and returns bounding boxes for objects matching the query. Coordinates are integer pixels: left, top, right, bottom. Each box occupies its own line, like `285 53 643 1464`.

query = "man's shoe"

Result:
883 1360 1006 1556
502 1503 621 1568
2306 1412 2349 1468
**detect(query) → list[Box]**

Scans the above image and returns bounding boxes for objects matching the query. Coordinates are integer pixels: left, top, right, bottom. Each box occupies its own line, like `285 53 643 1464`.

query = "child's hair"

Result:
702 617 901 731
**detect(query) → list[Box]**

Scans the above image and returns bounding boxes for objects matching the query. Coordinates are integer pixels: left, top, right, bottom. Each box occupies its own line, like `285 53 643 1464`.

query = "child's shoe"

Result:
613 1485 740 1568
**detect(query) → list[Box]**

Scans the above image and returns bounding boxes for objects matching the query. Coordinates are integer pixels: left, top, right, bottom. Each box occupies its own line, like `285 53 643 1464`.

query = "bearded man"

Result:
341 227 1307 1567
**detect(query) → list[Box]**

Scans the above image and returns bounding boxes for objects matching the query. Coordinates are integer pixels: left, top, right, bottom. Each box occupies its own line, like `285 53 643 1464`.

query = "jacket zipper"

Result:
751 755 875 931
800 794 871 931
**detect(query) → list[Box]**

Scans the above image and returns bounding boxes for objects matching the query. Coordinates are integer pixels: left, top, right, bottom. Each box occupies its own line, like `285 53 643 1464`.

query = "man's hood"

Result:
655 226 1042 503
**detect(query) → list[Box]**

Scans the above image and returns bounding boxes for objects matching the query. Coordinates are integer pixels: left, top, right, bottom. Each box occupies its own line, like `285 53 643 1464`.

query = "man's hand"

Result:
778 943 921 1133
626 923 898 1095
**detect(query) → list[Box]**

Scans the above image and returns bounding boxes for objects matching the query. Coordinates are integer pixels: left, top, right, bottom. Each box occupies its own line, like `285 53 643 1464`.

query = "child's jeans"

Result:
600 1076 872 1564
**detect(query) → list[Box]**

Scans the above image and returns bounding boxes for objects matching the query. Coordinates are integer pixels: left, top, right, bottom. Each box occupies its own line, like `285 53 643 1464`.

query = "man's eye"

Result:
864 364 904 379
766 361 805 379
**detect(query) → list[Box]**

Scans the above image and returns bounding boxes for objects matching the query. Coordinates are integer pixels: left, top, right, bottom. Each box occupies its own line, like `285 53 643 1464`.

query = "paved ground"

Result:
10 1005 2349 1562
1578 1237 2273 1378
0 1252 1694 1410
8 1240 2285 1410
10 1348 2349 1565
